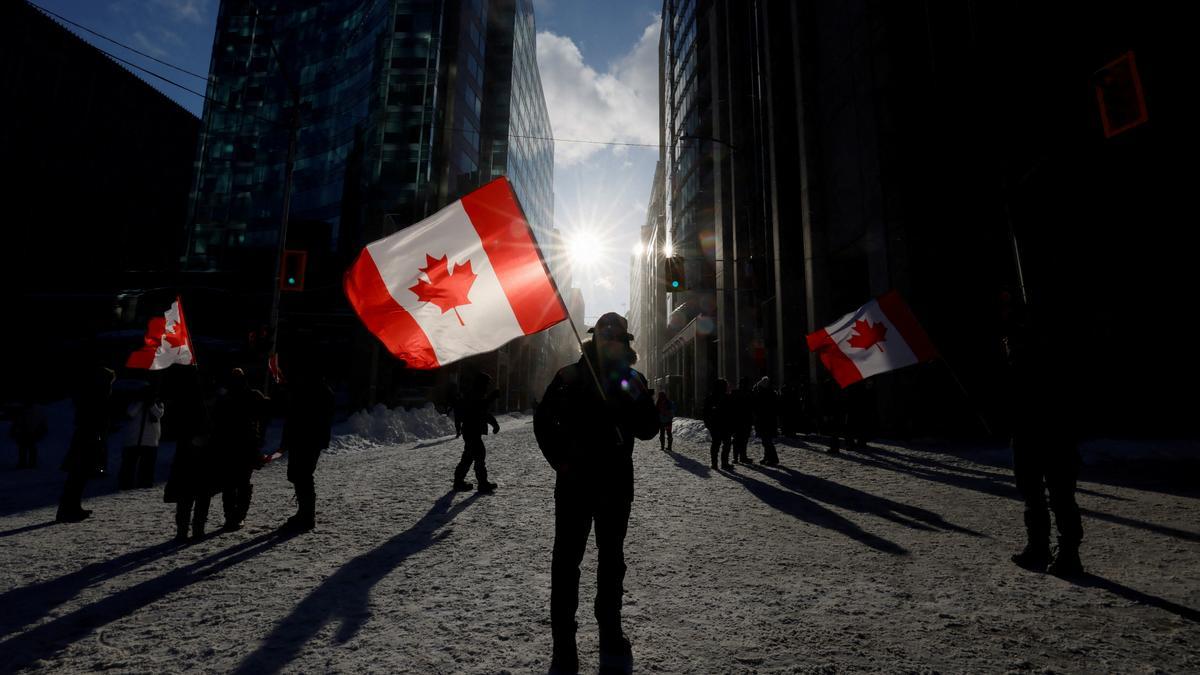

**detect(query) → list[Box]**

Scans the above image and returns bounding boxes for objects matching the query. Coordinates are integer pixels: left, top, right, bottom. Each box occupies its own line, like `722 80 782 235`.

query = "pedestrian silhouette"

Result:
534 312 659 672
655 390 676 451
278 359 335 532
212 368 269 531
729 377 755 464
1001 292 1084 576
702 378 732 469
163 367 218 541
10 394 47 469
452 372 500 492
753 376 780 466
118 384 163 489
57 366 114 522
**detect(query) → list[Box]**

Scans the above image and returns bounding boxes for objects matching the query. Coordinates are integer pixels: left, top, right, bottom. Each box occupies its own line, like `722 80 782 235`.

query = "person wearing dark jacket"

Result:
452 373 500 492
212 368 269 531
753 377 780 466
702 379 732 470
57 366 114 522
1002 294 1083 576
729 377 755 464
279 365 335 532
534 312 659 673
119 386 164 490
164 369 217 541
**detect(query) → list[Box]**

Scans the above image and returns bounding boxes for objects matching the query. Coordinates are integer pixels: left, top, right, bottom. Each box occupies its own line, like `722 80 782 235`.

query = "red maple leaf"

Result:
847 319 887 352
163 318 189 349
409 254 477 325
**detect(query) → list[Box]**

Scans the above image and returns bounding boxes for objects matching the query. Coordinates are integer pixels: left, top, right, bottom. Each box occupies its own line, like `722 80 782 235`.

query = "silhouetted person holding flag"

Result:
1001 292 1084 576
452 372 500 492
535 312 659 672
164 368 217 541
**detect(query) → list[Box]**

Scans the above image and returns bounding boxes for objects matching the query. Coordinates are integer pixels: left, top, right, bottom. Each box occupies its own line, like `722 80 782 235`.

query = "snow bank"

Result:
326 404 531 454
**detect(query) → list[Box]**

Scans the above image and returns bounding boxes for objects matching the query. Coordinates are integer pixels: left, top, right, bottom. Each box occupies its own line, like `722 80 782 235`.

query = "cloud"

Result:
536 16 660 166
594 276 615 290
131 30 169 58
150 0 208 24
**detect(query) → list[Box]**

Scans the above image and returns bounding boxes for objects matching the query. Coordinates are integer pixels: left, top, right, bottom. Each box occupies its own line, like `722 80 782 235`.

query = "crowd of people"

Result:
34 359 334 541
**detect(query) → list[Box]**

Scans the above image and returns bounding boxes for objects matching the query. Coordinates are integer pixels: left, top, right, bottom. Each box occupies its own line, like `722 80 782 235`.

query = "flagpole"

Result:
937 356 993 436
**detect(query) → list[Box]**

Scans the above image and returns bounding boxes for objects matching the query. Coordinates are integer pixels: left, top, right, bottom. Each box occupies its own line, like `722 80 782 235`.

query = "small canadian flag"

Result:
806 291 937 388
344 177 568 369
126 296 196 370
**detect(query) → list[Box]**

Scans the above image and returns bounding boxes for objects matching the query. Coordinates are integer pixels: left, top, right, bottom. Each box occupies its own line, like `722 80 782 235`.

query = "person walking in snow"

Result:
273 359 335 532
656 390 676 451
452 372 500 492
10 395 48 469
729 377 755 465
1001 292 1083 576
535 312 660 672
753 377 780 466
212 368 269 531
702 378 732 469
57 366 114 523
164 368 218 541
118 385 164 489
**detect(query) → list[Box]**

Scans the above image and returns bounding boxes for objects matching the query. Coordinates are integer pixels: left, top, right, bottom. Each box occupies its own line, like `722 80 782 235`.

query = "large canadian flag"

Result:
344 177 568 369
126 297 196 370
806 291 937 388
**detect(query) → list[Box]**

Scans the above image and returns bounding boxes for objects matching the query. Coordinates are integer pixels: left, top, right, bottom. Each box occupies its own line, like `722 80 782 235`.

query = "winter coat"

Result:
124 400 164 448
212 386 269 474
62 391 110 475
752 384 778 437
702 391 729 437
534 345 659 500
164 394 219 502
728 388 754 435
281 380 335 482
455 391 499 439
656 397 676 425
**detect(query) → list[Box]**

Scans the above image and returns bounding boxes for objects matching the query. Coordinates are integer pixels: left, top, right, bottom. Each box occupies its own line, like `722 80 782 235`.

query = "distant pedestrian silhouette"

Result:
656 390 676 451
729 377 755 465
57 366 114 523
534 312 659 672
278 359 335 532
10 395 47 469
212 368 269 531
452 372 500 493
118 384 163 490
702 378 732 469
163 367 217 541
753 377 780 466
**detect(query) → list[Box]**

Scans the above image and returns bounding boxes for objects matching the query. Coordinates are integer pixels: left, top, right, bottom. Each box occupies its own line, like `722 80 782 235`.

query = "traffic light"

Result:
665 256 686 292
281 250 307 291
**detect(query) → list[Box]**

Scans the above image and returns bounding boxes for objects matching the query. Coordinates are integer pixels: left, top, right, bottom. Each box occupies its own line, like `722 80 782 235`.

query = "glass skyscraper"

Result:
184 0 555 404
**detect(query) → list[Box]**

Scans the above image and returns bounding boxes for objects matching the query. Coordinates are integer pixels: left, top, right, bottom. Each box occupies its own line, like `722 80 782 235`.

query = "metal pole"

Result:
265 100 300 390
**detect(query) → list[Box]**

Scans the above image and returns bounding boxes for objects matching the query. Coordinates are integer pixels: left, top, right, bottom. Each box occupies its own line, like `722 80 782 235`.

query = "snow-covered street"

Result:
1 414 1198 673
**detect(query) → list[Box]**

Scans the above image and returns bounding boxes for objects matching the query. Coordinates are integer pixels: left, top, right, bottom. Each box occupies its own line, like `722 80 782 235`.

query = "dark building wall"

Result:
659 0 1192 437
0 2 200 398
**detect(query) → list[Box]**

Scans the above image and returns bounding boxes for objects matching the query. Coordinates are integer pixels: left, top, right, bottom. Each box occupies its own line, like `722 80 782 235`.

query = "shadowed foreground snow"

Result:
0 414 1197 673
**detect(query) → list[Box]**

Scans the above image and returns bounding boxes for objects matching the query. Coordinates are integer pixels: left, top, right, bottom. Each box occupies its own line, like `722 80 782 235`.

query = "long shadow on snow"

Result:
663 446 712 479
232 490 481 675
750 464 985 537
0 530 295 672
0 520 56 538
1073 573 1200 624
829 444 1200 543
0 538 184 638
720 466 907 555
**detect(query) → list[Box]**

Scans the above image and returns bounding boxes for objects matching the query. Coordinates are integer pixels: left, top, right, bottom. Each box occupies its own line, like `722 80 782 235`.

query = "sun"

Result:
567 230 603 269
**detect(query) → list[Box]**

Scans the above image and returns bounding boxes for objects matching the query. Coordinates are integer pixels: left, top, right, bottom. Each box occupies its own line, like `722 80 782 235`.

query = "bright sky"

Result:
30 0 662 325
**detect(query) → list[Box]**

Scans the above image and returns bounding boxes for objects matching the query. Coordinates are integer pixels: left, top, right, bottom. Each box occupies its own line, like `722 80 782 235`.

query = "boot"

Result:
549 641 579 674
453 480 474 491
1047 545 1083 577
1010 542 1050 571
477 481 498 493
598 627 633 669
